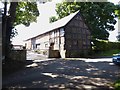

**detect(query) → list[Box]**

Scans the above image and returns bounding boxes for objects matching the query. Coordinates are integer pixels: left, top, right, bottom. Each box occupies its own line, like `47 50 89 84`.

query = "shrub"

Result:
92 40 120 52
34 50 42 54
114 80 120 90
91 40 120 56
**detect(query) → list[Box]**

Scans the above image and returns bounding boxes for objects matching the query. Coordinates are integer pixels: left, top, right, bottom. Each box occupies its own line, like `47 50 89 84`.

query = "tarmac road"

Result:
2 51 120 90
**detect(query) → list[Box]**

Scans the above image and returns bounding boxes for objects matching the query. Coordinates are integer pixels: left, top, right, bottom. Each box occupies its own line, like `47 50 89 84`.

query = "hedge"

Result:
92 40 120 53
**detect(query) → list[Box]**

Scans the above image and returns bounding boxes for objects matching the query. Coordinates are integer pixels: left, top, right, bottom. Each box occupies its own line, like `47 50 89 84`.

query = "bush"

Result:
114 80 120 90
43 50 48 55
34 49 48 55
34 50 42 54
92 40 120 51
92 40 120 56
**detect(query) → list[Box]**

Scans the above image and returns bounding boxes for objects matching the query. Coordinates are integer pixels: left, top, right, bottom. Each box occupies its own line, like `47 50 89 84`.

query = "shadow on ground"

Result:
2 59 120 90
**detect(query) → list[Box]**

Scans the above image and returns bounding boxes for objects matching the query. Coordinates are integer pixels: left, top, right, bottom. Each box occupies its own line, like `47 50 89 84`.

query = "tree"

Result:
117 35 120 41
14 2 39 26
115 2 120 41
49 16 58 23
2 2 39 61
51 2 120 40
117 1 120 19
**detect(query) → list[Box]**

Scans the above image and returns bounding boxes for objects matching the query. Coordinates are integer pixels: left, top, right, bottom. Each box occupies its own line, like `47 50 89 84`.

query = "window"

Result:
55 38 58 44
45 44 48 48
50 32 54 38
49 38 54 43
55 30 59 37
51 32 54 38
60 28 65 36
57 30 59 37
36 43 40 49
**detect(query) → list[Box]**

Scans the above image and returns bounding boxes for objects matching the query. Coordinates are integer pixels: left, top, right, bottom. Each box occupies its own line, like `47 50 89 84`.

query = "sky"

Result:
12 2 57 45
1 0 119 45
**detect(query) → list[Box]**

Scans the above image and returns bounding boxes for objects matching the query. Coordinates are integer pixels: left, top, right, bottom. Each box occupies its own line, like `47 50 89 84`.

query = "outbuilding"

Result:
25 11 91 58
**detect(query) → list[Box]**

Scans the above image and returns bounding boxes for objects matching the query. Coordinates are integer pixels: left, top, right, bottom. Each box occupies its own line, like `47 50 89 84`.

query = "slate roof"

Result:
25 11 79 41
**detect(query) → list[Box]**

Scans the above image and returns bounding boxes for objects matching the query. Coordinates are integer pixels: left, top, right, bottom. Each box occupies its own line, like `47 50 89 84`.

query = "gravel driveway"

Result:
2 51 120 90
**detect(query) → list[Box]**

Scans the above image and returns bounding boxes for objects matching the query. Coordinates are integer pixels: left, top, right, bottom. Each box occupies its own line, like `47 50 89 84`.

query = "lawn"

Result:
114 80 120 90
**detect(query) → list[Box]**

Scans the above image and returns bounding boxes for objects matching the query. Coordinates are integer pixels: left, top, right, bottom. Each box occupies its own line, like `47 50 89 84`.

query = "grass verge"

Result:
113 80 120 90
95 49 120 57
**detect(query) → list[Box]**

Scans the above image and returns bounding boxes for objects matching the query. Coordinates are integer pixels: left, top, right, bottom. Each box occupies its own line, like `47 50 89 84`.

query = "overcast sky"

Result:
2 0 118 45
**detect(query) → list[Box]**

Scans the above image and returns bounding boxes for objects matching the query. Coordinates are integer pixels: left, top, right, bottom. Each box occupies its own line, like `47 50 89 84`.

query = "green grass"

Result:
114 80 120 90
96 49 120 57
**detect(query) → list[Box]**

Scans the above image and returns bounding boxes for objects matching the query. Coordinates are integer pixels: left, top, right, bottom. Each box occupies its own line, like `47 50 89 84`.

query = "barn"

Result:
25 11 91 58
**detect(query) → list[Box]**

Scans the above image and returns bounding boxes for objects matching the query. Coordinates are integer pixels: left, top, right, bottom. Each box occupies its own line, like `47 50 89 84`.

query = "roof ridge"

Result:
50 10 79 25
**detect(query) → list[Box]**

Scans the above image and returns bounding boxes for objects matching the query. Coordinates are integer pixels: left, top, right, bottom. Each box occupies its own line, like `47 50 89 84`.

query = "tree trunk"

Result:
4 2 18 61
2 2 7 60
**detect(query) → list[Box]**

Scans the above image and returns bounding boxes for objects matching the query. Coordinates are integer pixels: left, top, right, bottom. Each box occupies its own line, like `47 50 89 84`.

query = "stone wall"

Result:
9 50 26 62
49 50 61 58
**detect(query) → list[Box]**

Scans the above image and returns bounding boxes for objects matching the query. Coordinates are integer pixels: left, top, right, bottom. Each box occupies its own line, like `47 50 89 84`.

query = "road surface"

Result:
2 51 120 89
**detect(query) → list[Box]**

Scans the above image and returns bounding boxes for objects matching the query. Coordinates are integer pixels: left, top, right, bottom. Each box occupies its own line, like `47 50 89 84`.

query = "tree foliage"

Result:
116 1 120 19
49 16 58 23
14 2 39 26
52 2 120 40
2 2 39 60
117 34 120 41
5 2 39 39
